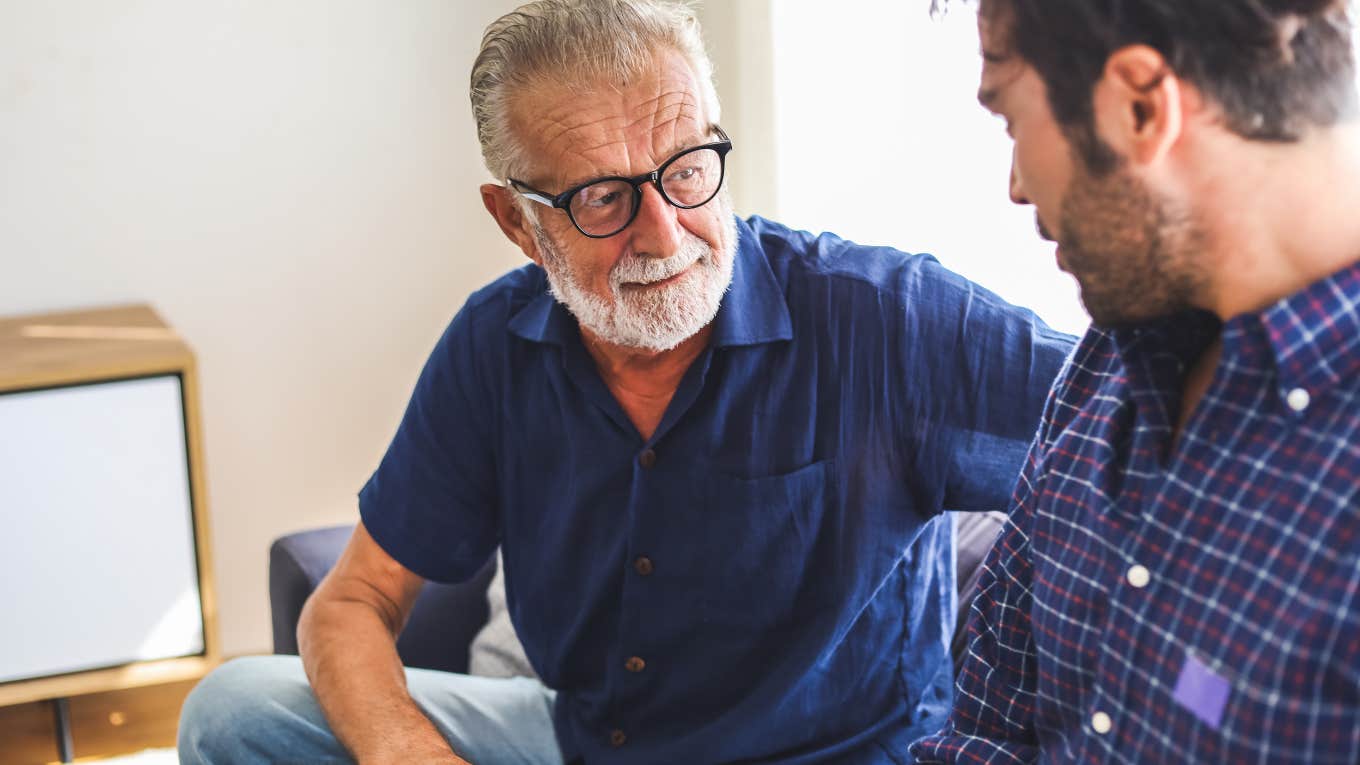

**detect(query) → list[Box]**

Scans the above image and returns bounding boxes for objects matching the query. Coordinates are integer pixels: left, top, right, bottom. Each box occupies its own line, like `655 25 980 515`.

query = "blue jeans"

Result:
178 655 564 765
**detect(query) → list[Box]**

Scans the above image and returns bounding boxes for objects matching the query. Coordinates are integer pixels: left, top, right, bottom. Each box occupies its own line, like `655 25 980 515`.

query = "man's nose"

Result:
629 181 685 256
1008 148 1030 205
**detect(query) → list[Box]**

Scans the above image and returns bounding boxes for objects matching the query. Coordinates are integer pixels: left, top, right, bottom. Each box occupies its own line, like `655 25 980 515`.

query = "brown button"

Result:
633 556 654 576
638 448 657 468
625 656 646 673
610 729 627 747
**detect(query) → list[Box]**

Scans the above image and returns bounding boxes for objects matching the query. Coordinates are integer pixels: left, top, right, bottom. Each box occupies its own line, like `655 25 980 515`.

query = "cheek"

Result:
590 240 636 288
677 202 729 250
548 233 621 289
1015 130 1071 219
583 245 625 286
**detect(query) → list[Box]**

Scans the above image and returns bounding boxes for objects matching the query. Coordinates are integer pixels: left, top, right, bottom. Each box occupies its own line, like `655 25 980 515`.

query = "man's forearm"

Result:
298 597 468 764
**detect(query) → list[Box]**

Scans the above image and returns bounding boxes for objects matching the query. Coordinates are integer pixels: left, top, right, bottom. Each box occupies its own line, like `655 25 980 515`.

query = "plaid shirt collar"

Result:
1260 259 1360 402
1109 259 1360 413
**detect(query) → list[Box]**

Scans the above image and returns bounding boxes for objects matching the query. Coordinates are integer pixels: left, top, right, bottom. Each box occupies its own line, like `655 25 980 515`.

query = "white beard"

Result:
533 212 737 352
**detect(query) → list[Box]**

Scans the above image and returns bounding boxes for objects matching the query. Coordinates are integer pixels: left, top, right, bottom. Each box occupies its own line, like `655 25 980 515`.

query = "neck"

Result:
580 324 713 395
578 324 713 442
1195 123 1360 318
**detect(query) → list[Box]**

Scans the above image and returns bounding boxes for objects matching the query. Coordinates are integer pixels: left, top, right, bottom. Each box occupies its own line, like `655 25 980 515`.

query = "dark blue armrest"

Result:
269 524 496 674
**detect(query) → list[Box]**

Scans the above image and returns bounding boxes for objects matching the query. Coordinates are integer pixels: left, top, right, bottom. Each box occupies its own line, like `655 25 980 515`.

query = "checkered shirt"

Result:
912 262 1360 764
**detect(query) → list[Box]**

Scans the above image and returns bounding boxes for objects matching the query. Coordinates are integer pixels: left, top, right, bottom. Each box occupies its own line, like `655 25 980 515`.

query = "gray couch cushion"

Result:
952 510 1007 670
469 551 537 679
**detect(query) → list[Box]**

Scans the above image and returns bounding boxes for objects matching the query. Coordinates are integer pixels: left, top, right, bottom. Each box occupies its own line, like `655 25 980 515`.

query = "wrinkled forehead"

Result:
507 49 714 187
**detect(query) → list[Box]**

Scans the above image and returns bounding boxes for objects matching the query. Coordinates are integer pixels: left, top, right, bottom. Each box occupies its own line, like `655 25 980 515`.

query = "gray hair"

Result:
470 0 721 182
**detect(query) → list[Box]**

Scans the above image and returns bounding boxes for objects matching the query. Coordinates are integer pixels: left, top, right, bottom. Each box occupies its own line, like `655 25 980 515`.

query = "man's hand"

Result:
298 521 471 764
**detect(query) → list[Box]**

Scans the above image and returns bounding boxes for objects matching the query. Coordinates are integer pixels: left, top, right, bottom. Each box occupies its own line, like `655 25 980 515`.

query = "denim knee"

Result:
178 655 326 765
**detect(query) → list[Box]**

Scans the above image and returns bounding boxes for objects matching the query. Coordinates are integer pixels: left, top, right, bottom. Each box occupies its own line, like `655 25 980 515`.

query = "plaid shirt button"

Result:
1092 711 1113 735
1126 564 1150 588
1287 387 1311 412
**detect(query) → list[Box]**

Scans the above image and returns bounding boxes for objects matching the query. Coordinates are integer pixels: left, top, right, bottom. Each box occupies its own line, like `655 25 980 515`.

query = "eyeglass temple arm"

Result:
506 179 556 208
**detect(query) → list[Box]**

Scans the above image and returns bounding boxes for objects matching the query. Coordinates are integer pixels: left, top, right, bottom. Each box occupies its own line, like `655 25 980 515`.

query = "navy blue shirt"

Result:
360 216 1073 764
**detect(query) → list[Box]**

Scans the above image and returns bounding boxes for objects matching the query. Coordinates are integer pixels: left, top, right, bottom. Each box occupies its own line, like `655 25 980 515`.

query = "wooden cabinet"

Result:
0 305 221 760
0 678 200 763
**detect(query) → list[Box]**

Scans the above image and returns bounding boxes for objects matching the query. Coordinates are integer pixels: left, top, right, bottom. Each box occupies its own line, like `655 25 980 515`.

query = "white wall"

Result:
697 0 778 218
0 0 525 656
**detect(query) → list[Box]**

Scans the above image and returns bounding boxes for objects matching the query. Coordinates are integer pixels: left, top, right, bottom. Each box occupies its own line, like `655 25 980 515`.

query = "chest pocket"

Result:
1210 571 1360 761
701 460 838 629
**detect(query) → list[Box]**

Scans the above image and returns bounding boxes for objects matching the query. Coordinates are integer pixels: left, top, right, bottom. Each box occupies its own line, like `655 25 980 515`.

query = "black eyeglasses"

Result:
508 126 732 239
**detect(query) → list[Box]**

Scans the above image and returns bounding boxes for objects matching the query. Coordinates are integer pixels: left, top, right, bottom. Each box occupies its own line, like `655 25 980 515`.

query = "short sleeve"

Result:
358 303 500 583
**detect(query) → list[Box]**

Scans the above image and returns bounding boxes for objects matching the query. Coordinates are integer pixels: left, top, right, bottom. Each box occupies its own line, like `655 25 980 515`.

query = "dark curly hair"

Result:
936 0 1358 169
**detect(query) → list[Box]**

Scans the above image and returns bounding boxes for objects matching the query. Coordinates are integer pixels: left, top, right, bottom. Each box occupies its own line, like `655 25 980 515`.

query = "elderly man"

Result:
178 1 1071 763
913 1 1360 763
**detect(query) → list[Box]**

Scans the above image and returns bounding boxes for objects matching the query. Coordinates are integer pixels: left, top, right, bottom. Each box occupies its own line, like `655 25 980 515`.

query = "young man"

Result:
914 1 1360 762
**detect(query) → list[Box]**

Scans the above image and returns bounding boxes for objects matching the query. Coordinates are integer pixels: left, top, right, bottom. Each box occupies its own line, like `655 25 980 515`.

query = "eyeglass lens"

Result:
568 146 724 236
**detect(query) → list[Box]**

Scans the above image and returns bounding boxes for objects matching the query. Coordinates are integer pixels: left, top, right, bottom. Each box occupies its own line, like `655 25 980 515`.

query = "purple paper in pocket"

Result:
1173 652 1231 730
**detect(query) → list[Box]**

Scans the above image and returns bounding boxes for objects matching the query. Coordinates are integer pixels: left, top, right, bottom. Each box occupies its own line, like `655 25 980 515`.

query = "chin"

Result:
1081 294 1181 329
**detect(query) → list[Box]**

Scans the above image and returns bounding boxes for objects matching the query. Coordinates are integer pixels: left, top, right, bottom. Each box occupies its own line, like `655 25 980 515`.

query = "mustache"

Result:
613 236 710 286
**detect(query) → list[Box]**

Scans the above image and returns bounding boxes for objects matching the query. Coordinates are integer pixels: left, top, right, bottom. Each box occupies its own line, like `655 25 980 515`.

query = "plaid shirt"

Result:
912 262 1360 764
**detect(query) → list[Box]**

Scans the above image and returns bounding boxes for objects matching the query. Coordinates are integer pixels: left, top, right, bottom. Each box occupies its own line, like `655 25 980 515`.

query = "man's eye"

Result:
584 190 621 208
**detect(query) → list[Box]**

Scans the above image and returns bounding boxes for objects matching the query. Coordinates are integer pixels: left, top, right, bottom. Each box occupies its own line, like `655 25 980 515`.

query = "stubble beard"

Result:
1058 158 1210 328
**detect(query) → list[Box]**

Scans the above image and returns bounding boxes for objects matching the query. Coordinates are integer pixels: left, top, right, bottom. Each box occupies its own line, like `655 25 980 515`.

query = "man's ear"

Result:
481 183 542 265
1093 45 1185 167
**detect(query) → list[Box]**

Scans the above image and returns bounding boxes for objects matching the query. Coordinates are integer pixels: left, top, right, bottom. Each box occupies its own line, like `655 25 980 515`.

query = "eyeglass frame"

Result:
506 125 733 239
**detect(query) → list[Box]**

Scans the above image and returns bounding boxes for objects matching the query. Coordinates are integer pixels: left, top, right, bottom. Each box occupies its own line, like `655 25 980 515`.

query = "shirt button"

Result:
610 729 627 747
638 448 657 469
634 556 654 576
1091 711 1113 735
625 656 646 673
1126 564 1150 589
1287 387 1311 412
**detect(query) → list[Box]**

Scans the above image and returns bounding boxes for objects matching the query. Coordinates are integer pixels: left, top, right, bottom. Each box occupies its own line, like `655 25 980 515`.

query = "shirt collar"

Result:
506 272 574 346
507 215 793 349
1107 261 1360 414
1257 259 1360 399
710 216 794 347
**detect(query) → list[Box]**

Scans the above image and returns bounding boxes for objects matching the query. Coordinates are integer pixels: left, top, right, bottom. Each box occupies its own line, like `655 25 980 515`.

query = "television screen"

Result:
0 374 205 684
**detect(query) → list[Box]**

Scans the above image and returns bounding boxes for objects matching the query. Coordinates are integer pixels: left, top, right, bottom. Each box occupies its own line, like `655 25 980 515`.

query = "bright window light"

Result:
768 3 1360 337
770 1 1085 335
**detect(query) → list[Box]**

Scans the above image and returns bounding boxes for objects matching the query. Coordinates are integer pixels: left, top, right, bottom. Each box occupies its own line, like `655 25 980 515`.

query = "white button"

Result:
1126 564 1150 589
1287 387 1311 412
1091 711 1113 734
